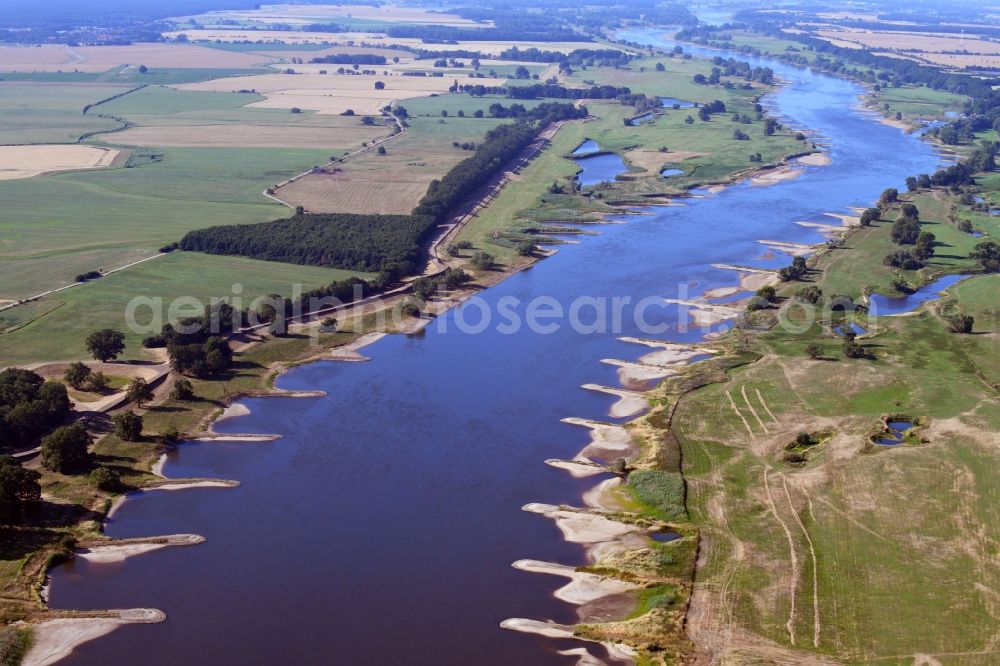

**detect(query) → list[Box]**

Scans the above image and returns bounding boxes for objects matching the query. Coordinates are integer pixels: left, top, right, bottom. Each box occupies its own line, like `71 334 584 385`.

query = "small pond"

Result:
868 273 969 316
629 112 657 125
660 97 696 108
572 139 602 156
660 168 684 178
877 420 913 446
573 140 628 187
833 321 867 337
650 531 681 543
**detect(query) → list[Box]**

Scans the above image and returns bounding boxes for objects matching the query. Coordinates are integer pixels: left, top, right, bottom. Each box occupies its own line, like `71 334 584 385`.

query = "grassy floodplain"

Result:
644 176 1000 661
451 51 808 263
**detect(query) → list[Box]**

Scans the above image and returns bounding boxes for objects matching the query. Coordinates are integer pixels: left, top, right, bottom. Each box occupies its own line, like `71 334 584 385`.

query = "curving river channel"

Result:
50 29 946 665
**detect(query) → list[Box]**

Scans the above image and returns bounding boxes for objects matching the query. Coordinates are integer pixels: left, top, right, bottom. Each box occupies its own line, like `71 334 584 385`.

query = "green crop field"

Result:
0 251 370 366
0 81 129 143
0 145 336 300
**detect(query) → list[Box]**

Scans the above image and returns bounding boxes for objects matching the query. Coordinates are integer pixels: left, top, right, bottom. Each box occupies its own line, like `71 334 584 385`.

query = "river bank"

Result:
35 25 951 666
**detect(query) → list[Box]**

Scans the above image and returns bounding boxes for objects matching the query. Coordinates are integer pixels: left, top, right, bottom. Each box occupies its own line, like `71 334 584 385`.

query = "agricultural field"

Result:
173 71 504 115
0 144 123 179
0 82 129 144
0 43 276 73
0 251 370 367
164 29 610 56
170 3 492 29
0 80 393 301
274 113 509 214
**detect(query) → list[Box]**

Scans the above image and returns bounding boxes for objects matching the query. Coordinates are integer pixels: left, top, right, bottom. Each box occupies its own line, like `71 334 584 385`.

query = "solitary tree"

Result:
126 378 154 408
170 378 195 400
41 424 92 474
64 362 92 390
806 343 822 359
374 81 385 90
85 329 125 363
113 411 143 442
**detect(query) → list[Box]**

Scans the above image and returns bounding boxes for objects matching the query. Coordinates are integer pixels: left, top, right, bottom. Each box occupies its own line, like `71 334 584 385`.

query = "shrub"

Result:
64 362 92 390
88 466 122 492
169 378 194 401
947 313 974 334
471 251 495 271
113 411 143 442
75 271 102 282
795 285 822 304
628 469 687 522
806 343 822 359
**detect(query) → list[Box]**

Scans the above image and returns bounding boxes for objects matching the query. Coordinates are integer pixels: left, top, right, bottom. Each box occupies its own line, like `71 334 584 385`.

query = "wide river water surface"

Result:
50 29 946 665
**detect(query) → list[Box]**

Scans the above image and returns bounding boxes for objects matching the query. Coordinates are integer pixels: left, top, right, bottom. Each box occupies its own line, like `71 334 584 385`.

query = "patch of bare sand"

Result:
582 384 650 418
513 559 641 605
546 459 606 478
601 359 680 383
77 534 204 564
562 418 637 460
328 332 386 361
0 145 121 180
797 153 832 167
24 609 165 666
623 148 705 173
750 166 804 186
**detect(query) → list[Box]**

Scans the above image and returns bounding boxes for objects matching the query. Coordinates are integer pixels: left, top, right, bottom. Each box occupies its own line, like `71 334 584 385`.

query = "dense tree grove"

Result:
309 54 387 65
181 213 436 274
41 424 91 474
414 122 540 221
0 369 71 449
168 337 234 378
0 455 41 524
506 84 630 101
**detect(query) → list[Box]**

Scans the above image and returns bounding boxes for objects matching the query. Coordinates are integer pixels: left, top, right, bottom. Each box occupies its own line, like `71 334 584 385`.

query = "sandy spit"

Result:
582 477 625 511
501 619 638 660
190 433 281 442
23 609 165 666
797 152 832 167
512 560 640 605
522 504 639 545
561 418 636 460
329 332 386 361
581 384 650 418
600 358 679 383
77 534 205 564
545 459 607 478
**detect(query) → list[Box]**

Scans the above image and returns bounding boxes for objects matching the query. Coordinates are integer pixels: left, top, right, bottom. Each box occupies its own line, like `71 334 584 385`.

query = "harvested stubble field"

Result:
0 144 123 180
0 43 275 73
173 72 509 115
93 85 390 149
274 114 509 214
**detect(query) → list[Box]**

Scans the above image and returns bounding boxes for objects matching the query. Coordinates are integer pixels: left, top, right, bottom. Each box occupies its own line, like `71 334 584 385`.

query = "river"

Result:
49 29 946 665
